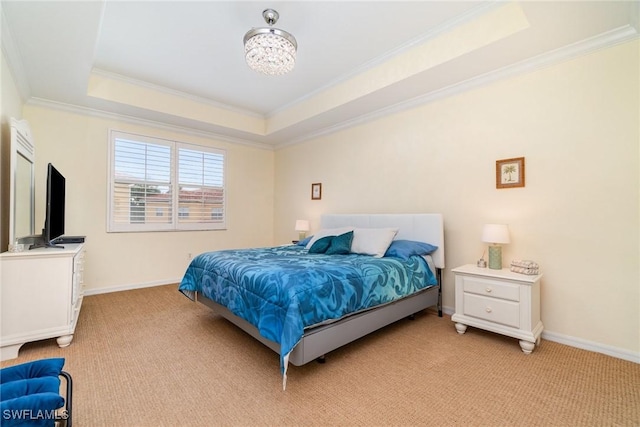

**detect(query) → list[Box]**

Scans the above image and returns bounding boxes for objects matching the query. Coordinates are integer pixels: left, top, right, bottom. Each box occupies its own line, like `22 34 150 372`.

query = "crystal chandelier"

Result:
243 9 297 76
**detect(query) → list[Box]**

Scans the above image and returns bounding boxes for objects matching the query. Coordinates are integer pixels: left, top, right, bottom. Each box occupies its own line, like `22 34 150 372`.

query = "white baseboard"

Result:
541 330 640 364
442 305 639 364
83 279 180 296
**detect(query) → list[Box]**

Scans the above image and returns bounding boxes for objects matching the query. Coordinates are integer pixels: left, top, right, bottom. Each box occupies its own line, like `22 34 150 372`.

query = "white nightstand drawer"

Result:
463 276 520 302
452 264 543 353
463 293 520 328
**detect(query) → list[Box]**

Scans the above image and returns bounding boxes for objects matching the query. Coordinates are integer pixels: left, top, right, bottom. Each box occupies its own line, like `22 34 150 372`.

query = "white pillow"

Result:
350 228 398 258
305 227 354 249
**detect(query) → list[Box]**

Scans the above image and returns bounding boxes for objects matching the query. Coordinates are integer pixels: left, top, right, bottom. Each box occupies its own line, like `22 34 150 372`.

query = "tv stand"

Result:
28 232 64 250
28 241 64 250
1 244 86 360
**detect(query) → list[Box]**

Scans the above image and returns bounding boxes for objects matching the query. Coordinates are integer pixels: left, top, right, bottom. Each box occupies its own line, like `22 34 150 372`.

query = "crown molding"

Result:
26 97 274 151
267 1 503 118
90 68 264 119
274 24 639 150
9 15 636 152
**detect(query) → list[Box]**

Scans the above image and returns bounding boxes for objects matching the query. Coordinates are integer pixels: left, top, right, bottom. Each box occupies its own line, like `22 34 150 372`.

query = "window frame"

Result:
107 130 226 233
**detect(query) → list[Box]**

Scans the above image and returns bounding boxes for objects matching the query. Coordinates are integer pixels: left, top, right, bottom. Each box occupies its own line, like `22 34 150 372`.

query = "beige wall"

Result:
1 51 25 251
3 39 638 359
274 40 639 356
23 105 275 292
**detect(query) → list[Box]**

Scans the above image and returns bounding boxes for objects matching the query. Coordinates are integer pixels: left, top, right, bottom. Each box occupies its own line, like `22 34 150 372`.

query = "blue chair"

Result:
0 358 72 427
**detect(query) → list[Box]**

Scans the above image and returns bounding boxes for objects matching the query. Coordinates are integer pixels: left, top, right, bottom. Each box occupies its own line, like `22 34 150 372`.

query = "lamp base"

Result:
488 245 502 269
298 232 306 241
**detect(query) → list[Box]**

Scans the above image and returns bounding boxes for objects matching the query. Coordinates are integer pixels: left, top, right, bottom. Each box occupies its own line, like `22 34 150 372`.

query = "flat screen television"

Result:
29 163 65 249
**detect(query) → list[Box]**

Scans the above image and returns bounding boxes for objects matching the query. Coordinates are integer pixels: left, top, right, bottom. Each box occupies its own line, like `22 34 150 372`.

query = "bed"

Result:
179 213 445 388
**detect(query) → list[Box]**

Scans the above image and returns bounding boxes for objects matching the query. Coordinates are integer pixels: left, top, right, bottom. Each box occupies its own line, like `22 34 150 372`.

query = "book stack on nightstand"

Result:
451 264 543 354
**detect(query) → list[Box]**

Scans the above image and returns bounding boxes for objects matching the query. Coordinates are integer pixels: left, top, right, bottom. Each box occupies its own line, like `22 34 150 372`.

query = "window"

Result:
108 130 226 232
211 207 223 221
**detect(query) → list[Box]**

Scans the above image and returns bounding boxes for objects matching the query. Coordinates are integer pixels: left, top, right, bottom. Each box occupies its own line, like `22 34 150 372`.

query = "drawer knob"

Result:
485 287 492 293
485 307 492 313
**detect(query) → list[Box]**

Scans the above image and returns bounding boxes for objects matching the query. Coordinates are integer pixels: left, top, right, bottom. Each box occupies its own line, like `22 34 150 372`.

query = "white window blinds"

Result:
177 146 225 229
108 131 226 232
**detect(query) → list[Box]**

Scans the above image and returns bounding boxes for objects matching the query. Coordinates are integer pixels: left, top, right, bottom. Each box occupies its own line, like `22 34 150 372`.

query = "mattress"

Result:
179 245 437 374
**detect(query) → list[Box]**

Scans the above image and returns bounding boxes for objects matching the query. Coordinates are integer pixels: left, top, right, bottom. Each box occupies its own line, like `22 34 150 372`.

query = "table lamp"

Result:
482 224 510 269
295 220 310 241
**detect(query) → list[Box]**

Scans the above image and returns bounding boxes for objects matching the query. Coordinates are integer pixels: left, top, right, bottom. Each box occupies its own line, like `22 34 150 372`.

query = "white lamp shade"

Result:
295 220 310 232
482 224 510 244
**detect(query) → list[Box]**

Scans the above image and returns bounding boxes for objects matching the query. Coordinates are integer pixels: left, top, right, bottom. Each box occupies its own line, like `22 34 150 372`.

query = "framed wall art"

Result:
311 183 322 200
496 157 525 189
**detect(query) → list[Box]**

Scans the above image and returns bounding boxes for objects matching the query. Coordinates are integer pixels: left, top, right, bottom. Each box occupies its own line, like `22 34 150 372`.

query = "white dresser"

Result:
451 264 543 353
0 244 86 360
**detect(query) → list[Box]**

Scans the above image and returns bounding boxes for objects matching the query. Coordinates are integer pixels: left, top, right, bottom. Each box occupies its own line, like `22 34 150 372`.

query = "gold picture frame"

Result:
311 183 322 200
496 157 525 189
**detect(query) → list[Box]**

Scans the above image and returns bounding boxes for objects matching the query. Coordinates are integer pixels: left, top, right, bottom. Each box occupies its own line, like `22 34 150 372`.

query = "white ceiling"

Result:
2 1 638 148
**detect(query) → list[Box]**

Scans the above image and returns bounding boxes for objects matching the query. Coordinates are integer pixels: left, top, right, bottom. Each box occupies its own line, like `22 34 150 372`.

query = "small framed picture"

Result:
311 183 322 200
496 157 525 189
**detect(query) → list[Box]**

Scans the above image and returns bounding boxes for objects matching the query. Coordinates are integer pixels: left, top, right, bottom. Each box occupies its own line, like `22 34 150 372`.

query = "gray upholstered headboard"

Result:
320 214 445 269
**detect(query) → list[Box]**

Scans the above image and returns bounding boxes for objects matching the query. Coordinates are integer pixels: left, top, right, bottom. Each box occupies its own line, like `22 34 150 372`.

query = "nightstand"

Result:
451 264 543 354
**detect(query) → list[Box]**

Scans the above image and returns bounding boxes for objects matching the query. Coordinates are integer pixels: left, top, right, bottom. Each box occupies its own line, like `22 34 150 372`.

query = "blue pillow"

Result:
0 358 67 427
384 240 438 260
0 358 65 384
297 236 313 246
325 231 354 255
308 236 334 253
0 377 61 400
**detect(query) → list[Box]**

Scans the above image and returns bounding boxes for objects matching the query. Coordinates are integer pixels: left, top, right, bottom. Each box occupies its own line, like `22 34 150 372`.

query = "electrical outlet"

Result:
187 252 192 260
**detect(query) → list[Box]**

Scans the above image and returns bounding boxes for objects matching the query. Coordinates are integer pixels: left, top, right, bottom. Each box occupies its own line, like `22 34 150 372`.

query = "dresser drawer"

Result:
463 293 520 328
462 276 520 302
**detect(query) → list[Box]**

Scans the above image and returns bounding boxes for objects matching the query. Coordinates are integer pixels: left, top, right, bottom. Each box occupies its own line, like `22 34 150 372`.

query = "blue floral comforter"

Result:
178 245 437 376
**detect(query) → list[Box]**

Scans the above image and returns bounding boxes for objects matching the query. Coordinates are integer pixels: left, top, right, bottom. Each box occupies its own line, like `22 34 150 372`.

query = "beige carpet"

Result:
2 284 638 426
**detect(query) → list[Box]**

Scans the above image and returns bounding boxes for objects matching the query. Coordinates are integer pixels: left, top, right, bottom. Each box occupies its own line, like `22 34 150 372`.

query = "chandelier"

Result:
243 9 297 76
